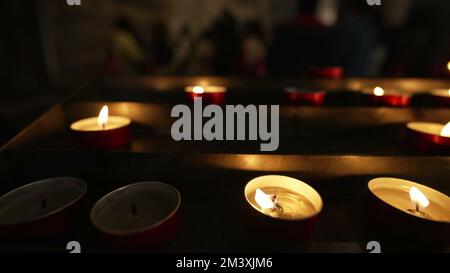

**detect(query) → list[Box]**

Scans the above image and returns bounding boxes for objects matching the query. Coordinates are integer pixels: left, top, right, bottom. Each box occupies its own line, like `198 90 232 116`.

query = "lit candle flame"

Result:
193 86 205 94
98 105 109 129
447 61 450 72
409 187 429 212
374 87 385 97
440 122 450 137
255 188 276 210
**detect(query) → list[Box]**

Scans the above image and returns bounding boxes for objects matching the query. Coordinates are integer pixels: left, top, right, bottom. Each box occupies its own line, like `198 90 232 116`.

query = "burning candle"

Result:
0 177 87 241
367 177 450 248
361 87 411 107
90 182 181 249
406 121 450 152
70 105 132 149
185 85 227 105
284 87 326 106
242 175 322 245
429 88 450 107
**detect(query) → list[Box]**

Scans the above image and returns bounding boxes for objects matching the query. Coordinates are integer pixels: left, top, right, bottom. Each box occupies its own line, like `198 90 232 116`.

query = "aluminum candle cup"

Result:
368 178 450 248
70 105 132 149
90 182 181 250
406 122 450 153
361 87 411 107
428 89 450 107
185 85 227 105
0 177 87 241
243 175 323 247
309 66 343 79
284 87 326 106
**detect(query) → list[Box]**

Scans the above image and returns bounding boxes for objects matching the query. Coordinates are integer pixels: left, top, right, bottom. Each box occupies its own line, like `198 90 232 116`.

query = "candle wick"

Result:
102 123 106 130
131 203 138 216
41 199 47 210
415 202 420 213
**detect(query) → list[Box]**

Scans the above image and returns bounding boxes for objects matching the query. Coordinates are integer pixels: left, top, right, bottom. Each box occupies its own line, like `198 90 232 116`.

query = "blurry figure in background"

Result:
106 17 146 77
212 10 240 75
238 22 268 76
147 21 173 74
382 0 450 77
295 0 325 28
186 31 216 75
337 0 379 76
164 25 193 74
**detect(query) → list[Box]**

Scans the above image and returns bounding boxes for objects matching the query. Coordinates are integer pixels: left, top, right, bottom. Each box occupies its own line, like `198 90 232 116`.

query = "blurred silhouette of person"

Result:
295 0 325 28
238 22 268 76
165 25 192 74
186 31 216 75
147 21 172 73
106 17 146 77
212 10 240 75
337 0 378 76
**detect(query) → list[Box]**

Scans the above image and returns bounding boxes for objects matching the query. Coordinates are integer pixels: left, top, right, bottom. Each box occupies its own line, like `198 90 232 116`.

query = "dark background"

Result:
0 0 449 145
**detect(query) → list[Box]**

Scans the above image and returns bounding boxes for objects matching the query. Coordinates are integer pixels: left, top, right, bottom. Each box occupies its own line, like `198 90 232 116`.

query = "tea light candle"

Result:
361 87 411 107
406 121 450 152
185 85 227 105
70 105 131 149
429 88 450 107
309 66 343 79
284 87 326 106
368 177 450 247
90 182 181 249
242 175 322 246
0 177 87 241
245 175 322 220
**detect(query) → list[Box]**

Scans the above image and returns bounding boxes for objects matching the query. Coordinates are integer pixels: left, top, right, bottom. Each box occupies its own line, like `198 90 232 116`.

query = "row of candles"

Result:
188 84 450 107
69 103 450 151
0 175 448 249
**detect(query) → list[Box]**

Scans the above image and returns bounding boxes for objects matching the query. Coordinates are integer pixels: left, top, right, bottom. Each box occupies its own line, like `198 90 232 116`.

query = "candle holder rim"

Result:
184 86 227 93
368 177 450 224
429 88 450 96
406 121 449 139
360 87 410 96
70 116 131 131
244 175 323 221
90 181 181 236
0 177 87 226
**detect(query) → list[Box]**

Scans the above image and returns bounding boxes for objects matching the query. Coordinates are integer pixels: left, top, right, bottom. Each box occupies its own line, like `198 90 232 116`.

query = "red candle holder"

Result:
90 182 181 250
406 122 450 153
241 175 323 248
70 106 132 149
367 178 450 250
429 89 450 107
185 85 226 105
0 177 87 241
309 66 343 79
361 87 411 107
284 87 326 106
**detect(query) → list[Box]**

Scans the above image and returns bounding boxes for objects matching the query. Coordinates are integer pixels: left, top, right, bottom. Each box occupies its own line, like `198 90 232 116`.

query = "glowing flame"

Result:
447 61 450 72
409 187 429 210
193 86 205 94
98 105 109 128
255 188 275 210
440 122 450 137
374 87 385 96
